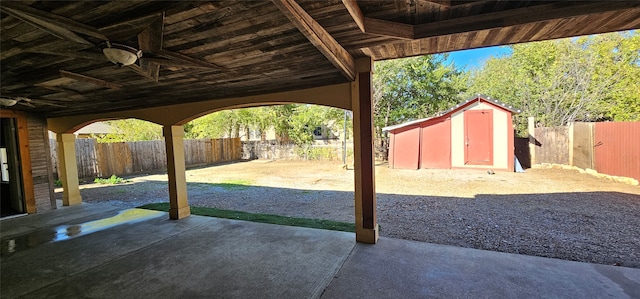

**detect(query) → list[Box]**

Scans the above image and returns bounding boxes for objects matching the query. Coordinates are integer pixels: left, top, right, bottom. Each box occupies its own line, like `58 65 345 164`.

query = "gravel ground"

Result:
57 160 640 268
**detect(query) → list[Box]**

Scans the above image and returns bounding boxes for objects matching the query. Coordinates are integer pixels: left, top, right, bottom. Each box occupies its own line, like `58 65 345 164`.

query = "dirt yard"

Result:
57 160 640 268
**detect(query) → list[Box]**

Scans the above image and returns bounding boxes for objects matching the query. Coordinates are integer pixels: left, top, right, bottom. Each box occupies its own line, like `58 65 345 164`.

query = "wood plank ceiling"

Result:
1 0 639 117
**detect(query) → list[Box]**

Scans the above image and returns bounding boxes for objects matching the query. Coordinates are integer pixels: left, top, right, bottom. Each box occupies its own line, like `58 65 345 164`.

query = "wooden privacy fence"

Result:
50 138 241 179
531 121 640 181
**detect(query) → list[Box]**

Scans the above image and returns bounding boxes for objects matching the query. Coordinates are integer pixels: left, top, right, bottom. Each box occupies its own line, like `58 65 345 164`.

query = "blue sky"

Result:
445 46 512 70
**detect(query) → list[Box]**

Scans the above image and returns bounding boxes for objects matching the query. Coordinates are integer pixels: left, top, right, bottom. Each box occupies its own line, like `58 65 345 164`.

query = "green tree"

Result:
96 119 162 142
286 105 344 146
373 54 467 135
468 31 639 135
373 54 468 158
185 111 232 139
184 104 345 145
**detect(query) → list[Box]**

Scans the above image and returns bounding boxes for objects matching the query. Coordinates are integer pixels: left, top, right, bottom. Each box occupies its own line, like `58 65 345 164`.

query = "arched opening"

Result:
61 104 358 228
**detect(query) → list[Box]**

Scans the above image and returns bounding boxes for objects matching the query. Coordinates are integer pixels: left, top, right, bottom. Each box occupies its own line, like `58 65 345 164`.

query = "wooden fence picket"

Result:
50 138 241 179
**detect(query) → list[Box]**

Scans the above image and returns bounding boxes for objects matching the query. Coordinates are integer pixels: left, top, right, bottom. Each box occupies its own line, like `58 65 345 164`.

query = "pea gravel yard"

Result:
57 160 640 268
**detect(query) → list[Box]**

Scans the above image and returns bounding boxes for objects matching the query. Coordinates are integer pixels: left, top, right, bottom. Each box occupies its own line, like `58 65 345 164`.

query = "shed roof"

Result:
382 94 521 132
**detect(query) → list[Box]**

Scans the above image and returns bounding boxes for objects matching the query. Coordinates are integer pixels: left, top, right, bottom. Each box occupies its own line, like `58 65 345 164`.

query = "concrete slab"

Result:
1 205 355 298
2 204 639 299
321 237 640 299
0 203 121 237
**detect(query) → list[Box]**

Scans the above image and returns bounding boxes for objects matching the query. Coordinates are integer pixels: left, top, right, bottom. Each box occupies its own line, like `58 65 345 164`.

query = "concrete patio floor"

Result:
1 204 638 298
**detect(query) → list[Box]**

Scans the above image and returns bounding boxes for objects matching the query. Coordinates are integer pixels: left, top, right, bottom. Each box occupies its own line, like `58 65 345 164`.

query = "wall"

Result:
389 126 420 169
420 118 451 169
451 101 510 170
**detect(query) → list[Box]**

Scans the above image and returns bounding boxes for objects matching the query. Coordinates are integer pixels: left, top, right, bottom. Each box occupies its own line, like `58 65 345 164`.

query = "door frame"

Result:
1 110 36 214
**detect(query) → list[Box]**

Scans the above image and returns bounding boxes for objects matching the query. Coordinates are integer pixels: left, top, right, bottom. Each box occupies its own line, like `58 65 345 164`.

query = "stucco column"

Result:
352 57 378 244
56 133 82 206
163 125 190 219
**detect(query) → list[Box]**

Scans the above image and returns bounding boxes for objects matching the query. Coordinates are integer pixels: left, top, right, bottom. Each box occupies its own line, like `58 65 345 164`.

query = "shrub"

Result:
94 175 129 185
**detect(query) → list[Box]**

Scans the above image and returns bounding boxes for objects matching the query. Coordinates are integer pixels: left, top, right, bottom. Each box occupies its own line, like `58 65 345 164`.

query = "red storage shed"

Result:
383 95 521 171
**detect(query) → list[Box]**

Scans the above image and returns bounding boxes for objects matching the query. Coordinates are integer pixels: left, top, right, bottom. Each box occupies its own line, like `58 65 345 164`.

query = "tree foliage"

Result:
468 31 639 135
186 105 346 146
96 119 163 143
286 105 346 146
373 54 467 136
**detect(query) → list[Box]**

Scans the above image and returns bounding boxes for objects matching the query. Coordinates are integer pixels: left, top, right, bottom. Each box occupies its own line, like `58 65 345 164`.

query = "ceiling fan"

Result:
0 96 67 108
0 2 223 83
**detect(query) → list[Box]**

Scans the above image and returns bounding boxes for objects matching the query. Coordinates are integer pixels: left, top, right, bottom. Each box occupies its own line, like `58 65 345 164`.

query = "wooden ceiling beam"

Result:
413 1 640 39
138 13 164 82
156 49 226 70
0 1 108 44
59 70 122 90
364 17 414 40
34 84 84 97
342 0 413 40
272 0 356 81
418 0 451 8
341 0 365 33
343 1 640 40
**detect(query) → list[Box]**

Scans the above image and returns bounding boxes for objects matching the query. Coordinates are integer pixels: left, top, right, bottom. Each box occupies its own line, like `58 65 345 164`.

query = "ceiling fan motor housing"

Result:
102 41 143 67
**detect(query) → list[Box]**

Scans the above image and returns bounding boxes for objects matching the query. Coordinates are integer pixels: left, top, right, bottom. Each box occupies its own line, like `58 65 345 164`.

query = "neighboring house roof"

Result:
382 94 521 132
75 122 115 135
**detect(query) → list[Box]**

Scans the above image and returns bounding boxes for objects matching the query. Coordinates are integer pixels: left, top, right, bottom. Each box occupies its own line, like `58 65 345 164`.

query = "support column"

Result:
163 125 190 219
352 57 378 244
56 133 82 206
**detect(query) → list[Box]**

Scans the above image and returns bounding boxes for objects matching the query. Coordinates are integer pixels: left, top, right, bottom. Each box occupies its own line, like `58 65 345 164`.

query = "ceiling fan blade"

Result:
28 48 106 62
21 98 67 108
59 70 123 90
16 100 36 108
0 2 108 45
148 49 226 70
126 64 159 82
136 13 164 82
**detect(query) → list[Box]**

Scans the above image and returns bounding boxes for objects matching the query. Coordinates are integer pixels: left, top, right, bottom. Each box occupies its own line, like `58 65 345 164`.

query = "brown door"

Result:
464 110 493 165
1 117 25 216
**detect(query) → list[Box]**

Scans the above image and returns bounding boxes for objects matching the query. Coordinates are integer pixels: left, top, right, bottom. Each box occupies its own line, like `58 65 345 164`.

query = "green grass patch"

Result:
138 202 355 233
94 175 129 185
199 179 253 190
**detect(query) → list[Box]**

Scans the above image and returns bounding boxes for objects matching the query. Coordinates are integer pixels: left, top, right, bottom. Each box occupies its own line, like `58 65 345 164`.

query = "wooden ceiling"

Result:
1 1 639 118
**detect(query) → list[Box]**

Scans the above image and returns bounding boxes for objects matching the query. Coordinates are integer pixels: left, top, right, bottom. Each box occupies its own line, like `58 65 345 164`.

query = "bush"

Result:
94 175 129 185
